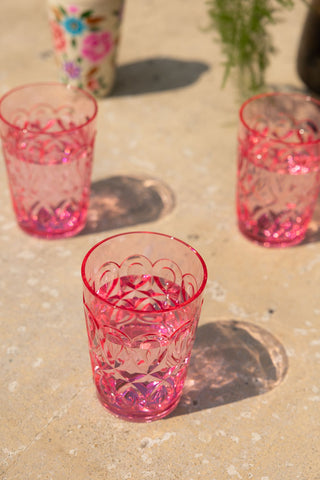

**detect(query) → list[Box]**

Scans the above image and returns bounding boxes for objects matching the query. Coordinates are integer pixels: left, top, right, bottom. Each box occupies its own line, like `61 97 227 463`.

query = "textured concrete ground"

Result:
1 1 320 479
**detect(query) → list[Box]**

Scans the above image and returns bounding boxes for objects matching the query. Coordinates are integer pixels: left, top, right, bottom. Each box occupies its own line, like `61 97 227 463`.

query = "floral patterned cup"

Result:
47 0 125 97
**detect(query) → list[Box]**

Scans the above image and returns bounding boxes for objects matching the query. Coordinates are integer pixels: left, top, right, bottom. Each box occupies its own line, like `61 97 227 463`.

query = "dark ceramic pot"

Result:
297 0 320 94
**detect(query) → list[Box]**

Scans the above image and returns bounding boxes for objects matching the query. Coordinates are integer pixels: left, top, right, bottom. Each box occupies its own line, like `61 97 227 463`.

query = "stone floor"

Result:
1 1 320 479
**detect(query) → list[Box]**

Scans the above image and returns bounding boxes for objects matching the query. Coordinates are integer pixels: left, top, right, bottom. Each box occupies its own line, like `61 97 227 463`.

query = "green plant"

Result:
207 0 296 94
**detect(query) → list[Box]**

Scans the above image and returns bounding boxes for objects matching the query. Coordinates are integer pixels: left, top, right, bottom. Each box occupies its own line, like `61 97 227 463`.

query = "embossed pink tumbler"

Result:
0 83 97 238
237 92 320 247
81 231 207 422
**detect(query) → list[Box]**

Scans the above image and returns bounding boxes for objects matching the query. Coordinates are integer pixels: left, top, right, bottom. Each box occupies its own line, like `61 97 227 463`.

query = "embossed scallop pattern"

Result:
83 254 203 421
0 100 96 237
237 95 320 246
94 255 199 312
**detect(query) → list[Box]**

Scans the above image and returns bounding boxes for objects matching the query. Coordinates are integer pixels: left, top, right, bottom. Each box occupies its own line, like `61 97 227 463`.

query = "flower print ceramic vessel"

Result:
48 0 125 97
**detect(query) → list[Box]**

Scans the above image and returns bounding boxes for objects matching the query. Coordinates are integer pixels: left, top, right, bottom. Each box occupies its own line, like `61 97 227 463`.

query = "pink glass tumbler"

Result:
81 231 207 422
0 82 97 239
237 92 320 247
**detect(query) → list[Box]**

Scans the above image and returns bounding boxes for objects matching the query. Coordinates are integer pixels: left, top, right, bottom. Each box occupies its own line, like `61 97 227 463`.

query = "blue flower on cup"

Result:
62 16 86 35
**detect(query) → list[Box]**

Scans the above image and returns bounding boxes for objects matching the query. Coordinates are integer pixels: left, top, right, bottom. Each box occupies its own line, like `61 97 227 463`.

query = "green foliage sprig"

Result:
207 0 296 94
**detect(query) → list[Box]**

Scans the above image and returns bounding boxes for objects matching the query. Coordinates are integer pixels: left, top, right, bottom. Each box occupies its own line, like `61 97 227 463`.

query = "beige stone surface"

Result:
1 1 320 479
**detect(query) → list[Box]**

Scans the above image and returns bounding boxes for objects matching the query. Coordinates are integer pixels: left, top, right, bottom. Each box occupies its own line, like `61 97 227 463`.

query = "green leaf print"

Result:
81 10 94 18
59 6 67 16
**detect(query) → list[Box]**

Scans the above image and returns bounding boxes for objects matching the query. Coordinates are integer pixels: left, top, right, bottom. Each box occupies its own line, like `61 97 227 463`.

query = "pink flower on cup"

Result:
68 5 80 14
50 20 66 51
81 32 113 63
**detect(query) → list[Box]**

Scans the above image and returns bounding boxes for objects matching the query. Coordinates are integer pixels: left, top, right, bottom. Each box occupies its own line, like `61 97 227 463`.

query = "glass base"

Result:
17 219 86 239
96 389 182 423
238 223 306 248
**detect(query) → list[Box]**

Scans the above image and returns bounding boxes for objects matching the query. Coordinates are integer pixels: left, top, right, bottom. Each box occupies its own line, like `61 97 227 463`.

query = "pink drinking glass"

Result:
0 82 98 239
81 231 207 422
237 92 320 247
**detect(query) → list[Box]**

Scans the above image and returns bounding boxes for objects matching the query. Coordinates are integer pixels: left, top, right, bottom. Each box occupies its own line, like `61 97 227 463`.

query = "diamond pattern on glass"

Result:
83 254 202 421
1 102 95 237
237 96 320 246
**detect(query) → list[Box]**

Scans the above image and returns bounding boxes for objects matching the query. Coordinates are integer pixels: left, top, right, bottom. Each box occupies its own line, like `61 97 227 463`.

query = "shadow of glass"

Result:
170 320 288 418
80 175 175 235
111 57 209 96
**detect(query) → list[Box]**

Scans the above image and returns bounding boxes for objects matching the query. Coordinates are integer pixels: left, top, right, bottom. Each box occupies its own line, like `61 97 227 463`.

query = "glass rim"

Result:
0 81 98 134
239 91 320 146
81 230 208 313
